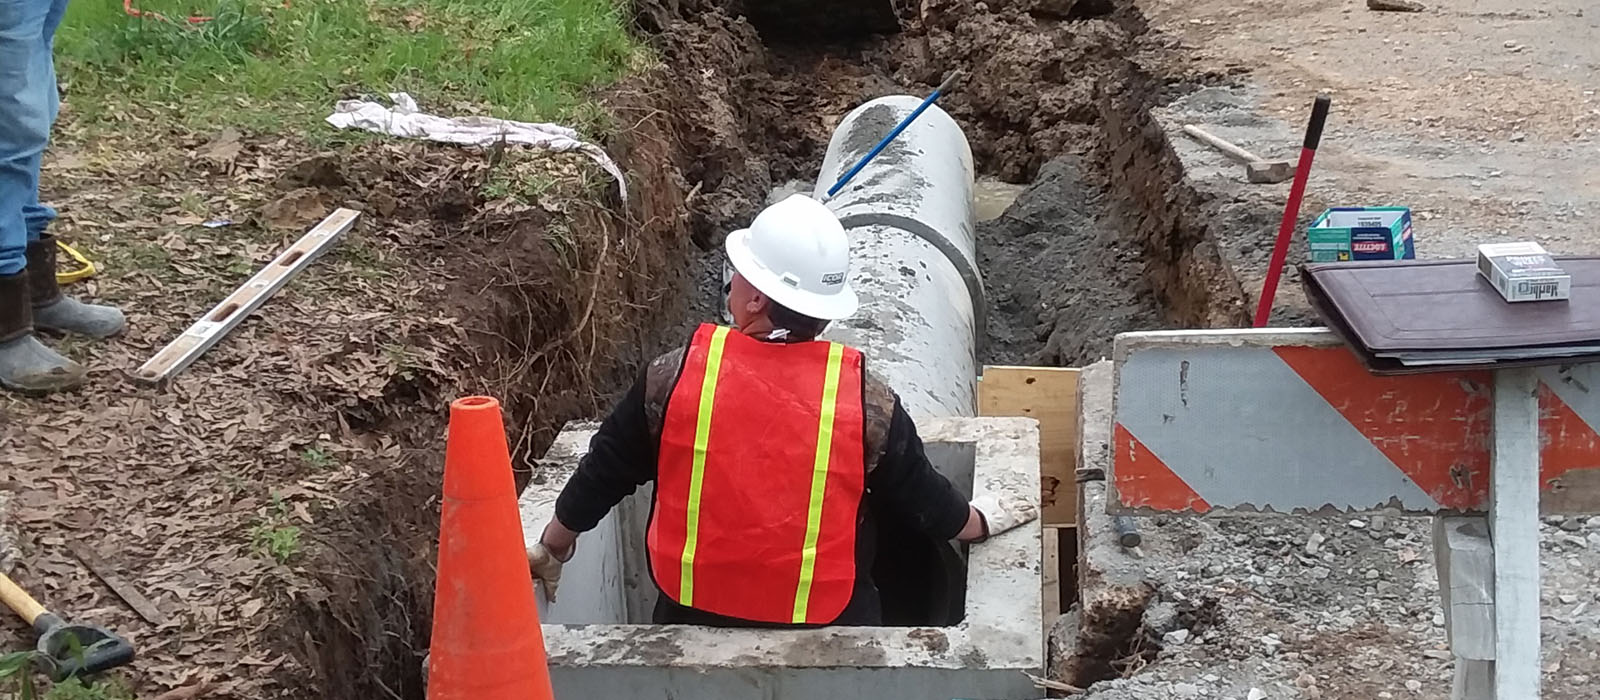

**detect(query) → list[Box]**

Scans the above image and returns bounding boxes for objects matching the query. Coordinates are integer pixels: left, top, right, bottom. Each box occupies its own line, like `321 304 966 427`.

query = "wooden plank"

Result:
1042 526 1061 629
1433 517 1494 662
1490 368 1541 700
1434 515 1496 700
135 208 360 384
979 366 1080 526
69 542 167 626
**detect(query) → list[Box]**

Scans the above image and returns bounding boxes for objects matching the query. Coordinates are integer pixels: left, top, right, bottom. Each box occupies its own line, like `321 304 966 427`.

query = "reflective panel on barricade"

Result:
1109 329 1600 515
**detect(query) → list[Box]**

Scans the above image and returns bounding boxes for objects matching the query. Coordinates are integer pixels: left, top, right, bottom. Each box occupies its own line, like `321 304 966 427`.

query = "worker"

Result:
527 193 1036 627
0 0 126 393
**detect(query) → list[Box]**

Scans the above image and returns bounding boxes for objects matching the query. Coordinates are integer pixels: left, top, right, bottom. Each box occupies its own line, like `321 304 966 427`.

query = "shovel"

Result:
0 571 134 680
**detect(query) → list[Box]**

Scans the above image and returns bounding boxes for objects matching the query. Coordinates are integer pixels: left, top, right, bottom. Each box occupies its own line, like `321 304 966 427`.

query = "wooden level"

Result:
135 208 360 384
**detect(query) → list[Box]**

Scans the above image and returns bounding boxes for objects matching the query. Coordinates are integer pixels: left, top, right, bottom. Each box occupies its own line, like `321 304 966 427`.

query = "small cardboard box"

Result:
1308 207 1416 262
1477 241 1570 302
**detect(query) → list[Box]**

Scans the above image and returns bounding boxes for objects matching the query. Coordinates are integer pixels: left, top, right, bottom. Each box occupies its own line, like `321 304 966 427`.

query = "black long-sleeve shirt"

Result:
552 347 972 625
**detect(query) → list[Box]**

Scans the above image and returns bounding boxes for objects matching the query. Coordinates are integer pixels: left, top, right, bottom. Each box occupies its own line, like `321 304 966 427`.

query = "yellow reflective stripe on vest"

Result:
792 342 846 623
679 325 730 606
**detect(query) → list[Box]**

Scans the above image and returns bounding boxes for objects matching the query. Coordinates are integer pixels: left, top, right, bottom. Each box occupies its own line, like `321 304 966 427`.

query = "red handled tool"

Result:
1253 95 1332 328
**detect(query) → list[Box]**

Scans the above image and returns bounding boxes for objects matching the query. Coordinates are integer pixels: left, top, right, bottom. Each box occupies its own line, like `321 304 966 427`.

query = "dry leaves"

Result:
1 128 483 698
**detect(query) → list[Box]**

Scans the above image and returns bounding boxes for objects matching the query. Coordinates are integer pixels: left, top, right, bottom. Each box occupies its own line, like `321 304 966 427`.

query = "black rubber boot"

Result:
0 271 85 394
27 235 126 338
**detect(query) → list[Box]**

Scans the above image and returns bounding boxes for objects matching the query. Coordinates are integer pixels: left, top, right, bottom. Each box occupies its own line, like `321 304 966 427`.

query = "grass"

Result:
54 0 647 136
0 650 134 700
300 445 335 469
40 678 136 700
248 491 302 563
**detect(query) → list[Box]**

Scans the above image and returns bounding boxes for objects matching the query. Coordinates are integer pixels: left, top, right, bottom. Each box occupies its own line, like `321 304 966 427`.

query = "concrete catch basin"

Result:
516 416 1045 699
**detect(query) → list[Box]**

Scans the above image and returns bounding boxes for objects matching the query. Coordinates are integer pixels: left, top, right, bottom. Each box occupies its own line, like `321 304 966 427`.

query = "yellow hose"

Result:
55 240 96 284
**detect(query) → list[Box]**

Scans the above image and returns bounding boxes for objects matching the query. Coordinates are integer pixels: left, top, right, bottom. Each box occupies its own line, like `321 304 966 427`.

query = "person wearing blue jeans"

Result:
0 0 125 393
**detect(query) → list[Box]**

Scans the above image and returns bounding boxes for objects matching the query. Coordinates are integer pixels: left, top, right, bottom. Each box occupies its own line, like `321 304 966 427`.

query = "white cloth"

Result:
326 92 627 202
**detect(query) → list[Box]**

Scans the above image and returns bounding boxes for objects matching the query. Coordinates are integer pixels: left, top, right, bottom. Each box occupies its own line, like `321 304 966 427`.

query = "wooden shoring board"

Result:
135 208 360 384
978 365 1081 526
1042 526 1060 627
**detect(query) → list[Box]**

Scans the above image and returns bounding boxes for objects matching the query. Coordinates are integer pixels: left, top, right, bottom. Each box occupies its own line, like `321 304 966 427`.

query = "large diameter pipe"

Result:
812 96 982 420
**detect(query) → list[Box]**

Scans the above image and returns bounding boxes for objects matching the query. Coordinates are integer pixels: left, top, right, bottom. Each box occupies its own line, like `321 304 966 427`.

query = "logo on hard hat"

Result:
821 271 845 286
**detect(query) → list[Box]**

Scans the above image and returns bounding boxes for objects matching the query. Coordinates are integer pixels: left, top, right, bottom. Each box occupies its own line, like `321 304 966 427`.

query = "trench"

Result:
274 0 1249 697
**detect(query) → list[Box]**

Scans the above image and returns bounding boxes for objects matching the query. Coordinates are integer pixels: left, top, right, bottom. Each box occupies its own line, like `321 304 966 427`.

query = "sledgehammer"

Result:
1181 124 1295 184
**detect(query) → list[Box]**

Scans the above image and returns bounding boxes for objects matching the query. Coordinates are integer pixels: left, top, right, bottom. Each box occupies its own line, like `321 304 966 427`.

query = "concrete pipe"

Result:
812 95 982 421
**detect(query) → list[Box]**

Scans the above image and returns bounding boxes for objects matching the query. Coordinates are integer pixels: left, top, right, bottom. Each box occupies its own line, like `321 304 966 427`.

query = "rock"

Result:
1511 132 1527 142
1365 568 1381 580
1561 517 1584 532
1370 515 1389 530
1423 649 1453 660
1406 680 1422 692
1367 0 1424 10
1248 689 1268 700
1174 683 1200 698
1306 532 1326 555
1588 532 1600 549
1350 519 1368 529
1164 629 1192 646
1587 516 1600 528
1047 610 1081 678
1145 601 1181 634
1295 673 1317 687
1560 594 1579 604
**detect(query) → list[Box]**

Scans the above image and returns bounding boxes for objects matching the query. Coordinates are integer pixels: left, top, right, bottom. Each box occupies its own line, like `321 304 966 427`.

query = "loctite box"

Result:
1307 207 1415 262
1477 241 1570 302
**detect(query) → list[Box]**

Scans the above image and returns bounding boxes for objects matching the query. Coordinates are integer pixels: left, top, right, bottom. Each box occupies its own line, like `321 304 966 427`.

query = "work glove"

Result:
969 493 1039 540
527 542 570 603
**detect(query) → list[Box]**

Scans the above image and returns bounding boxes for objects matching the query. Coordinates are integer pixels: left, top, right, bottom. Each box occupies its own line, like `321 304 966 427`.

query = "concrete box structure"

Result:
516 416 1045 699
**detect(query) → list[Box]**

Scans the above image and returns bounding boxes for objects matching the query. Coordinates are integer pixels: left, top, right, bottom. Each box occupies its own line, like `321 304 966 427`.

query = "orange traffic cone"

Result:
427 396 555 699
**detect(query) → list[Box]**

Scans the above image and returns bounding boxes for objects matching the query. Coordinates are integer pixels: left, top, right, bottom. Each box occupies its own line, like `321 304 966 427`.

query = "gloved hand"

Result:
527 542 569 603
969 493 1039 540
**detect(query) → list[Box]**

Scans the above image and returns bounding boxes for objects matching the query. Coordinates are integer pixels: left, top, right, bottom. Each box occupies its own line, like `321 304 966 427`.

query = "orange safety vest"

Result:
647 323 867 624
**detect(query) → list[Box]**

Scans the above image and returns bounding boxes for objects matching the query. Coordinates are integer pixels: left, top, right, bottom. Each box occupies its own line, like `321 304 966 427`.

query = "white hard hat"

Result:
724 193 858 321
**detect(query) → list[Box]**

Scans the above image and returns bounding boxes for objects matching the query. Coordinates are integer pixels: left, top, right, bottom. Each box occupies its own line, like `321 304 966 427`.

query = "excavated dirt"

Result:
629 0 1245 369
277 69 709 699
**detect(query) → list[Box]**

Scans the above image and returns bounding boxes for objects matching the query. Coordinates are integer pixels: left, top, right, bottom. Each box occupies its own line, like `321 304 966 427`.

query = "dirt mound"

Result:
979 155 1166 366
882 2 1134 182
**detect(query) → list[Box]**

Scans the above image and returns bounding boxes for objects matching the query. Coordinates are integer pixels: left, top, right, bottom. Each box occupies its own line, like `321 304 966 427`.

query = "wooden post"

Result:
1433 516 1494 700
1490 368 1541 699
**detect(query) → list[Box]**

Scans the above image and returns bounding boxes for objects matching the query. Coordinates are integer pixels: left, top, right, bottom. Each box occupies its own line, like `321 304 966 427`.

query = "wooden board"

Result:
1042 527 1060 628
69 542 167 626
979 365 1081 526
1490 368 1541 699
